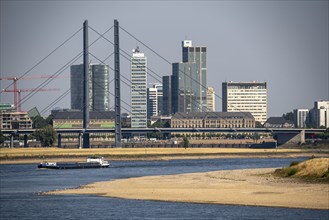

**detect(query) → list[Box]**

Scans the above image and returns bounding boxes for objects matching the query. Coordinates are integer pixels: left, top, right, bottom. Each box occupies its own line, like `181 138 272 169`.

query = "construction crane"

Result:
0 74 68 111
2 88 60 112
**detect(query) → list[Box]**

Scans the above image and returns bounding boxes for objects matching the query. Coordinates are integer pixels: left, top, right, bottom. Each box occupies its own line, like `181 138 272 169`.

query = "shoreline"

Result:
1 152 328 165
1 147 328 164
47 167 329 210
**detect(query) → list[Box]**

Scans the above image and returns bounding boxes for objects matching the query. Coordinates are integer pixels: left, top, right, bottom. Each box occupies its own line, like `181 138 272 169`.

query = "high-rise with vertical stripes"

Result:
70 64 109 111
131 47 147 128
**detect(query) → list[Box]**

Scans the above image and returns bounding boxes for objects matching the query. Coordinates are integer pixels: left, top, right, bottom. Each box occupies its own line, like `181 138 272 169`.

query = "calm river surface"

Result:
0 157 328 219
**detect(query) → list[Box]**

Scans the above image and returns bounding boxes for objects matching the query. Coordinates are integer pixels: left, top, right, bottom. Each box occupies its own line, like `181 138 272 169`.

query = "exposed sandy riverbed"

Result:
48 167 329 210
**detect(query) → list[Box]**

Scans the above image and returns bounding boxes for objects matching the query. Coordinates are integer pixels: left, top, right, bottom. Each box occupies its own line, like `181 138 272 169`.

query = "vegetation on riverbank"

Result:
274 158 329 182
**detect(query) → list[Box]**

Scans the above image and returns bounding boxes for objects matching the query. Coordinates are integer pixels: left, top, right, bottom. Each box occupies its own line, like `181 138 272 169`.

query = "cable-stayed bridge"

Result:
1 127 326 148
1 20 326 148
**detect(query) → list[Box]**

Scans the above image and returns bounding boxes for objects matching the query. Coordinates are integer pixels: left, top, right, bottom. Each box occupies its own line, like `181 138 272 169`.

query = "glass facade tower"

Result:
171 40 207 113
71 64 84 110
162 75 172 115
172 62 198 113
91 64 109 111
70 64 109 111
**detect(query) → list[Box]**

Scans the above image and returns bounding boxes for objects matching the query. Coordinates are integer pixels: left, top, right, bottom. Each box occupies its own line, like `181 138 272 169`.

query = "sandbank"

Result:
48 167 329 210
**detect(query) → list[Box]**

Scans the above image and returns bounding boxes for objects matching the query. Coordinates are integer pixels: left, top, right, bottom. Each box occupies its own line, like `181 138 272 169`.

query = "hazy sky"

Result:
1 1 328 117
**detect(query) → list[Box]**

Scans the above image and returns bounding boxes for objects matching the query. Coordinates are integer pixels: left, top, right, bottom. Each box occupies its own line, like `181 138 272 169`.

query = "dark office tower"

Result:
71 64 109 111
162 75 172 115
172 62 199 113
169 40 208 114
71 64 85 110
92 65 109 111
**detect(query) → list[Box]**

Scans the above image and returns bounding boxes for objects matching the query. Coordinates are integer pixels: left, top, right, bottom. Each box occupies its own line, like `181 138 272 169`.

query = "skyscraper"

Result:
91 64 109 111
147 87 157 118
70 64 109 111
162 75 172 115
294 109 309 128
172 40 207 113
222 81 267 124
131 47 147 128
71 64 84 110
155 83 163 116
172 62 198 113
309 101 329 128
206 86 215 112
147 83 163 118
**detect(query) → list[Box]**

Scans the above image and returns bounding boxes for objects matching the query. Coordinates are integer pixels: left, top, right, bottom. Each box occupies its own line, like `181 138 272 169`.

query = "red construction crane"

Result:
0 74 68 111
2 88 60 112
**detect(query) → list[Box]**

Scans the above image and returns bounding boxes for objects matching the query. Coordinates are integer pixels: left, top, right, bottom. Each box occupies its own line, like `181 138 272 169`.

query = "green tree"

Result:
252 133 261 143
121 120 129 128
282 112 294 121
33 125 57 147
32 114 53 129
32 116 47 128
182 136 189 148
45 114 54 126
0 131 5 144
255 121 263 128
150 120 170 128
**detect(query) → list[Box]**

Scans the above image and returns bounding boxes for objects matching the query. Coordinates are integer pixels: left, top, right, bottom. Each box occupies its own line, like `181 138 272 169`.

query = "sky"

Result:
1 0 328 117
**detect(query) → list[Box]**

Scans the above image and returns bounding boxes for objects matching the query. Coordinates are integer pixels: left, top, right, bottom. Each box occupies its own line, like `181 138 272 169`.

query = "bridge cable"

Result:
18 26 114 110
0 27 83 94
119 25 255 118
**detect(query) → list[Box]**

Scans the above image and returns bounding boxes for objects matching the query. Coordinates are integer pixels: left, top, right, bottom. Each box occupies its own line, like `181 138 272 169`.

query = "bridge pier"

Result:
24 134 28 148
57 134 62 148
10 134 14 148
275 130 305 146
83 132 90 148
78 133 82 149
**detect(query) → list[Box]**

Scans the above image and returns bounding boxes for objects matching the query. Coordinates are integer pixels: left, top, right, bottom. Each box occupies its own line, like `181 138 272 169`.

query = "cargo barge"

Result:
37 157 110 169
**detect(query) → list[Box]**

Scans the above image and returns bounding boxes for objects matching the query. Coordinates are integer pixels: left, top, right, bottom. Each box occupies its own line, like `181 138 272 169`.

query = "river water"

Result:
0 157 328 219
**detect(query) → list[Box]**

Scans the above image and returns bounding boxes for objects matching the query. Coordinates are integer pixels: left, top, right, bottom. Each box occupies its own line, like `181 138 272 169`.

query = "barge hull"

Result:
38 162 109 169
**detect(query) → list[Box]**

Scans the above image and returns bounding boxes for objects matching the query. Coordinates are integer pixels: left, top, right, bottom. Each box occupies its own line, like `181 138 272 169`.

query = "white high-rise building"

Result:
147 87 158 118
222 81 267 124
147 83 163 118
293 109 309 128
206 86 215 112
131 47 147 128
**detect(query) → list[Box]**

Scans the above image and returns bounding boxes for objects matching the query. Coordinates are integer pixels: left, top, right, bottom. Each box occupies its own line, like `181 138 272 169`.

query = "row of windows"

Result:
131 118 147 120
187 47 207 52
131 103 147 106
131 76 146 79
228 101 267 104
228 90 266 93
132 83 147 85
227 86 266 90
172 124 254 128
229 96 266 99
172 120 253 125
